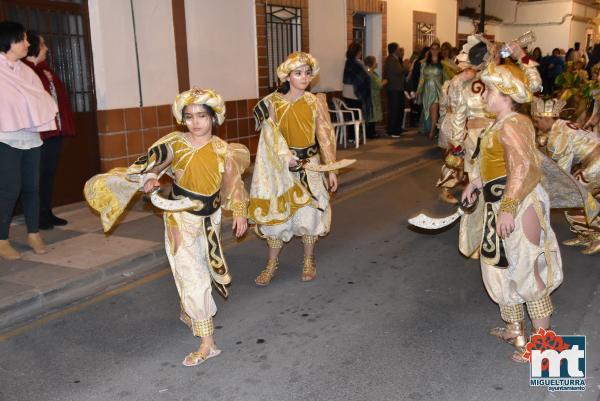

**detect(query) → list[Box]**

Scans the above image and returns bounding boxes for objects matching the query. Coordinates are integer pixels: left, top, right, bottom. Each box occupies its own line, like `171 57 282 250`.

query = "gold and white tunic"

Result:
85 133 249 337
249 91 336 242
540 119 600 243
474 113 563 306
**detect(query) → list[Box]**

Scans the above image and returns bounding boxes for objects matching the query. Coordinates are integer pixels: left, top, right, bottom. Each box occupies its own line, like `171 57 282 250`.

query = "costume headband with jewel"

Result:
531 97 567 118
480 62 532 104
276 52 320 82
172 88 226 125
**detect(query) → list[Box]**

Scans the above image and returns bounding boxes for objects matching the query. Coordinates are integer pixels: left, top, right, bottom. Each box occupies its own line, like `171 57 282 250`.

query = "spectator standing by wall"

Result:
0 21 57 260
22 31 76 230
342 42 372 142
364 55 386 138
382 42 405 137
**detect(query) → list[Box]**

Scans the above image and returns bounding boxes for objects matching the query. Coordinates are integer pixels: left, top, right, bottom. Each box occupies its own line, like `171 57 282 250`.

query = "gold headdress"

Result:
172 88 226 125
531 97 567 118
276 52 320 82
480 63 532 104
455 34 492 71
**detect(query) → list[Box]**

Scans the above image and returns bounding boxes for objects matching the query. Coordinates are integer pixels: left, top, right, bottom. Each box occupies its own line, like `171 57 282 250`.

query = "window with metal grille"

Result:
415 22 435 50
6 4 93 112
266 4 302 90
413 11 436 52
352 14 366 53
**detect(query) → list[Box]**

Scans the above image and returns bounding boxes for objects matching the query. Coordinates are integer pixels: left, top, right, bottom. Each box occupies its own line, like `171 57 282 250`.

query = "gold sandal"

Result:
301 255 317 281
182 346 221 367
490 321 529 363
255 259 278 286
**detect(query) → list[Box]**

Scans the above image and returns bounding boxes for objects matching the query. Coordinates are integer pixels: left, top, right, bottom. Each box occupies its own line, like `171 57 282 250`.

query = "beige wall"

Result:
458 0 599 54
88 0 179 110
185 0 258 101
308 0 346 92
387 0 458 56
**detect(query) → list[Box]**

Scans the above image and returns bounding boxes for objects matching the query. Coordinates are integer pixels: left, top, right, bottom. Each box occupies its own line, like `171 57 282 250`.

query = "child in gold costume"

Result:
461 64 563 363
532 97 600 254
249 52 337 285
85 88 249 367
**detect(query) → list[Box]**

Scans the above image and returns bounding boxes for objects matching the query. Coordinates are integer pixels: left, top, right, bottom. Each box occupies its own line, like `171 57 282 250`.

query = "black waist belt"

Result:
483 176 507 203
290 144 319 160
170 184 221 216
480 176 509 268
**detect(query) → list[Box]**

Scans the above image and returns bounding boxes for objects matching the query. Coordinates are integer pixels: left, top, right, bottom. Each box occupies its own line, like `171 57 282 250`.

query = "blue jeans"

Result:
0 143 41 239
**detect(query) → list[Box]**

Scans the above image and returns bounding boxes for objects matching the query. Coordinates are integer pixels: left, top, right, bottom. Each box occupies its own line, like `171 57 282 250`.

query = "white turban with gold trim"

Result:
172 88 226 125
276 51 320 82
480 63 532 104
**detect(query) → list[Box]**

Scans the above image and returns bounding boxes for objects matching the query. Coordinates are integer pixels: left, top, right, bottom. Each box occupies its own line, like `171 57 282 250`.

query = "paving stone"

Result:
1 264 90 290
21 233 159 270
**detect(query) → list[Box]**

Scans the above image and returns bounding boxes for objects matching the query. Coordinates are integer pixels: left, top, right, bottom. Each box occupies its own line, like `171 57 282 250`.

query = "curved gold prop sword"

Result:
149 188 203 212
408 189 480 229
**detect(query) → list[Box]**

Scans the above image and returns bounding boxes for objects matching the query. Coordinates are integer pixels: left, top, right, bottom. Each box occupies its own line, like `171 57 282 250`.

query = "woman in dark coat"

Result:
23 30 76 229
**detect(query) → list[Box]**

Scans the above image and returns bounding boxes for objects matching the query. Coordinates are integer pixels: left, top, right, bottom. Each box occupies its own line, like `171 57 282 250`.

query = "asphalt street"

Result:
1 159 599 401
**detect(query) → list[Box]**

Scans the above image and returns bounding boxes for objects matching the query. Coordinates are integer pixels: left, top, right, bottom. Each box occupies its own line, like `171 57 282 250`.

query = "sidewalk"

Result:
0 131 438 331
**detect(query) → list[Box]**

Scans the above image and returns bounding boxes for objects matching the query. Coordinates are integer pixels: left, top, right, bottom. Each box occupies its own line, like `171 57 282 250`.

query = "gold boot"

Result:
0 240 21 260
490 321 528 363
301 255 317 281
255 259 278 286
439 188 459 205
469 248 480 260
27 233 48 254
581 239 600 255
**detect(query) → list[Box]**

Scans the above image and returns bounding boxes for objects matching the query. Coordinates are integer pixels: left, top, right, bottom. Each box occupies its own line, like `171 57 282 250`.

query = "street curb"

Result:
0 145 438 333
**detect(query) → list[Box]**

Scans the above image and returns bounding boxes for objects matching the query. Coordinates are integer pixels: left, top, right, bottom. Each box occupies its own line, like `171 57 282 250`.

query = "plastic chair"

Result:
331 98 366 149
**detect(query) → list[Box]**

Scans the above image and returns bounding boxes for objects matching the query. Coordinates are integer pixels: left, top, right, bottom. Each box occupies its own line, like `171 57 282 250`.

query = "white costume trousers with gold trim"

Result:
259 156 331 242
481 185 563 305
164 209 221 327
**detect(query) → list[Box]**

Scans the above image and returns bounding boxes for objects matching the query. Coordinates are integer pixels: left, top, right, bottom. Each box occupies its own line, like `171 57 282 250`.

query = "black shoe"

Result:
51 214 68 226
39 218 54 230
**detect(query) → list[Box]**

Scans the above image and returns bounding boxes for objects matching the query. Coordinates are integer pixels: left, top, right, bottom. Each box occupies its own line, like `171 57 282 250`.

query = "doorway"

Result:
0 0 100 206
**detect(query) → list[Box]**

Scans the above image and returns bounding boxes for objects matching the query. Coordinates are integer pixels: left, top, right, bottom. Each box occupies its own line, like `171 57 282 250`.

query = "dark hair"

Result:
346 42 362 60
0 21 26 53
552 48 560 56
387 42 398 55
364 55 376 68
182 104 220 135
574 42 580 50
426 44 441 65
418 46 430 60
468 42 488 66
532 47 542 61
26 30 41 58
277 80 291 94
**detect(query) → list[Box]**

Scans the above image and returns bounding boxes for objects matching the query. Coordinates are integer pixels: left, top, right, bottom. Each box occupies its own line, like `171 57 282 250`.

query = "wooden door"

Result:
0 0 99 205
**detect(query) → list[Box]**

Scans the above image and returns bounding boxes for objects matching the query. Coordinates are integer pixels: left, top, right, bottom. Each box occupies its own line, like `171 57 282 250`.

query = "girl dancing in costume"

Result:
85 88 249 367
461 64 563 363
249 52 338 285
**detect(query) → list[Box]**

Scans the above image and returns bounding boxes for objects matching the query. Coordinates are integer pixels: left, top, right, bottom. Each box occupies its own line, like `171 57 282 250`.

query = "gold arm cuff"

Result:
231 201 248 218
499 197 519 216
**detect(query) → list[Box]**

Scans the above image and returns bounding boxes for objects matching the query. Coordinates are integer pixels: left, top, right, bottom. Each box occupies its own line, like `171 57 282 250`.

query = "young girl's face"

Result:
287 65 311 92
183 104 213 137
482 85 508 114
